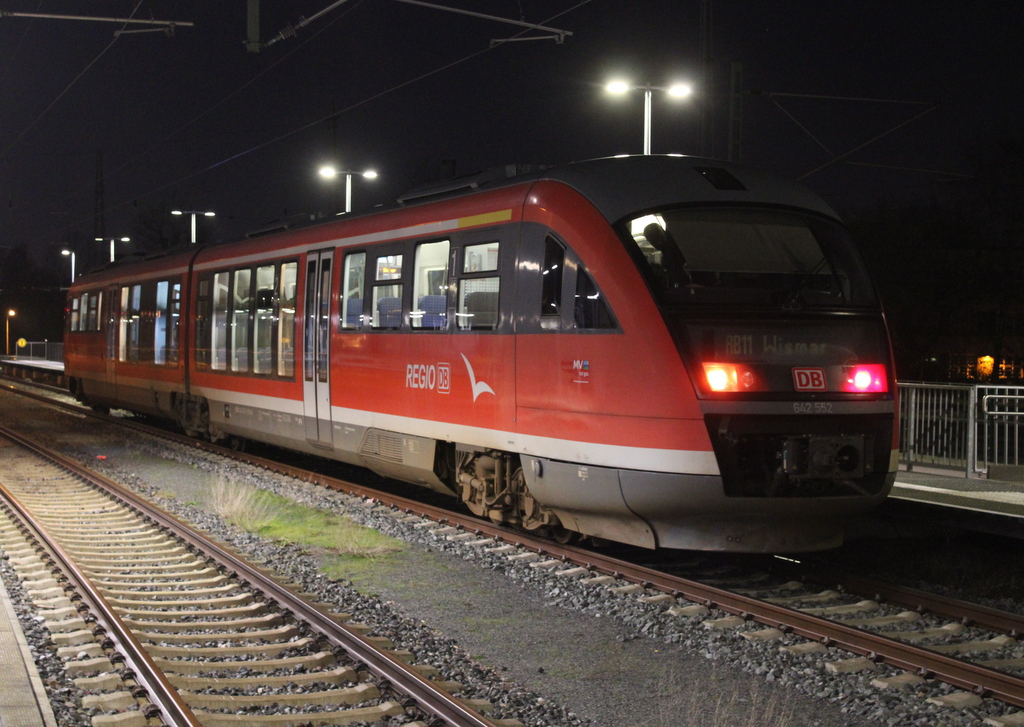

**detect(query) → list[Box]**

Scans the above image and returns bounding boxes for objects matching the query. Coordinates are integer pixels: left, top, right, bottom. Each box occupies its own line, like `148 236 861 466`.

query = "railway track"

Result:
0 421 514 727
6 380 1024 724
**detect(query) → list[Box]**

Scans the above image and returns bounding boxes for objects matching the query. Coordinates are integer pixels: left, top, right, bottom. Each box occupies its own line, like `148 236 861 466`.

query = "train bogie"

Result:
65 155 897 552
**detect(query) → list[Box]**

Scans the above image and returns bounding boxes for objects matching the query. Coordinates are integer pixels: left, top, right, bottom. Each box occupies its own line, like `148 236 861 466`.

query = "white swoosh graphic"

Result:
461 353 495 402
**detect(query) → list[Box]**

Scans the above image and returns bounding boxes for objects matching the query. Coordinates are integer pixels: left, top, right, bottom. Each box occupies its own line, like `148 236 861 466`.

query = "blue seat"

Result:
376 297 402 329
416 295 446 329
344 297 362 328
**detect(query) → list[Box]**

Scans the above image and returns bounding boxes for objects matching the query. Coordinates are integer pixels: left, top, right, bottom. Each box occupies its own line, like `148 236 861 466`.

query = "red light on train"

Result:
840 364 887 392
702 363 762 392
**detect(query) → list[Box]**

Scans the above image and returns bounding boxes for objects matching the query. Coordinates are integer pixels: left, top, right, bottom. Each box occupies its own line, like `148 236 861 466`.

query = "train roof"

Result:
70 156 840 288
399 155 841 224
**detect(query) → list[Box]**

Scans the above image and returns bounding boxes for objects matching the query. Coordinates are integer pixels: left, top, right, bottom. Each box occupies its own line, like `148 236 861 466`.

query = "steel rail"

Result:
0 426 201 727
0 418 501 727
8 384 1024 706
810 569 1024 637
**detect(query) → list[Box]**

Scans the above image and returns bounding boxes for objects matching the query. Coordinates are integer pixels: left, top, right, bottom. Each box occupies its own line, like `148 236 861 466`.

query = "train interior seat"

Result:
376 297 402 328
416 295 446 329
344 297 362 327
463 291 498 329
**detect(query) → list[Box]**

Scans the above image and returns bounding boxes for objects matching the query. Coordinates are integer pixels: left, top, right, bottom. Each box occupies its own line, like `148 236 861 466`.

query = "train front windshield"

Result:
620 207 891 397
621 208 877 309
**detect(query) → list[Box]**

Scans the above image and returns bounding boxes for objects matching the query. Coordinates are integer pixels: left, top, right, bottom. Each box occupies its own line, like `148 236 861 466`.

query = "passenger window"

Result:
168 284 180 365
127 284 142 362
541 237 565 330
372 254 403 330
254 265 275 374
90 292 102 332
118 288 130 362
70 296 81 332
155 281 169 365
211 271 230 370
278 262 297 377
573 267 617 330
340 252 366 330
231 269 252 373
458 242 499 331
412 240 449 330
463 242 499 273
195 278 211 368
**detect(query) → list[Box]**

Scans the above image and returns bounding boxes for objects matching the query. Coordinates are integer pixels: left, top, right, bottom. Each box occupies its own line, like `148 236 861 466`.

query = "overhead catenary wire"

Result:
37 0 592 240
0 1 148 161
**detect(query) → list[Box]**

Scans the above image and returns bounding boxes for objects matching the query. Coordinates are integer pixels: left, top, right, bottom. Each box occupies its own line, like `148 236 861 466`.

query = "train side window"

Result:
253 265 275 375
89 292 102 332
278 262 297 377
573 266 617 330
127 284 142 363
168 283 180 365
340 252 366 330
412 240 449 330
70 296 81 332
118 288 130 362
231 268 253 373
372 254 403 330
211 271 230 371
458 242 499 331
541 237 565 330
155 281 169 365
195 277 211 369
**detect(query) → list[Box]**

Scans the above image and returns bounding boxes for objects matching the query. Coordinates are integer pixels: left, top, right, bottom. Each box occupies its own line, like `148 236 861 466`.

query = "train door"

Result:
302 250 334 448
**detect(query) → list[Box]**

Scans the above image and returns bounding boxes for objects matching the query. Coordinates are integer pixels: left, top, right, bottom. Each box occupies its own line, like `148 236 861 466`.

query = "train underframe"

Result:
67 378 893 552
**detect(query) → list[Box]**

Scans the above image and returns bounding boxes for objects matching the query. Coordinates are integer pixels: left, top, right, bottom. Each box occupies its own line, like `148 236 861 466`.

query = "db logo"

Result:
792 367 827 391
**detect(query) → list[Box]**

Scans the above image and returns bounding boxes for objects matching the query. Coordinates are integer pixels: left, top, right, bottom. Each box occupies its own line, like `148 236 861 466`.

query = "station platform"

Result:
0 578 58 726
0 358 65 388
892 469 1024 518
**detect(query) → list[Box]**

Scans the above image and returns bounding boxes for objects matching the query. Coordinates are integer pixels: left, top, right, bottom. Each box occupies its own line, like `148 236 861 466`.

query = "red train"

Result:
64 155 897 552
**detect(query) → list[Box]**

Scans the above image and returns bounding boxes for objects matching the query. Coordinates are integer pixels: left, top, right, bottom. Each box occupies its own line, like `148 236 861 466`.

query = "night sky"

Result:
1 1 1021 271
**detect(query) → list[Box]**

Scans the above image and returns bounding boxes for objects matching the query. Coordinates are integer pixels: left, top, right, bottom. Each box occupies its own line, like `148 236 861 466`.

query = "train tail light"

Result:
702 363 763 392
840 364 888 393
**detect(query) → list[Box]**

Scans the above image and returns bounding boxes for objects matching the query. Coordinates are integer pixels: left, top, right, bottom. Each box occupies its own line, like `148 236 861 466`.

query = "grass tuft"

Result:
653 666 796 727
207 478 403 560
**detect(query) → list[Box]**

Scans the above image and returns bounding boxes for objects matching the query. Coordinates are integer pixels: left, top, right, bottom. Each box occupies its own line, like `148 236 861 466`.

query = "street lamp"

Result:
61 249 76 285
96 237 131 263
171 209 216 244
605 80 694 155
5 309 14 357
318 165 378 214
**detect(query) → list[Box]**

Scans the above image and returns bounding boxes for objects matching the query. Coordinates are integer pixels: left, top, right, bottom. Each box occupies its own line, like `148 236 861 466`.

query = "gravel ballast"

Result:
3 390 1021 726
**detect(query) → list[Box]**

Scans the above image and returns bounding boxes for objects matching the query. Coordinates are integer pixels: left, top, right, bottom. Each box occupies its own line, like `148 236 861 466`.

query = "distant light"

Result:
667 83 693 98
62 250 71 256
319 165 338 179
204 211 216 217
613 154 630 158
363 170 378 179
606 80 630 94
120 237 130 242
171 210 183 215
7 310 14 317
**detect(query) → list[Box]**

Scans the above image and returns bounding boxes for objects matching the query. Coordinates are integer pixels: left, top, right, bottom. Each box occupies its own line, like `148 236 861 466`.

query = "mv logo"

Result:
792 367 827 392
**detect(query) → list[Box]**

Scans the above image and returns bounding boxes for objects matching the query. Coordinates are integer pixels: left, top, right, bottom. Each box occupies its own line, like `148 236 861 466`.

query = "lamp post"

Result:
96 237 130 263
171 209 216 244
605 80 694 155
318 166 378 214
5 310 14 357
61 249 76 285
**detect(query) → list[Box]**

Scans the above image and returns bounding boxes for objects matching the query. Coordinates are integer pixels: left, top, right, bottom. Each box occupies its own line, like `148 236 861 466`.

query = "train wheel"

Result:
551 527 576 545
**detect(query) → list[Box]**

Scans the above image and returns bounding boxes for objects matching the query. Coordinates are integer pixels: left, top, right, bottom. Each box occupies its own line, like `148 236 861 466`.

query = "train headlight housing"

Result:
702 363 762 392
840 364 888 393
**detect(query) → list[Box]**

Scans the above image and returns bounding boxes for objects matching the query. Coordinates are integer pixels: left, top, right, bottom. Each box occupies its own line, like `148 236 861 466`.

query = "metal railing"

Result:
9 341 63 361
899 382 1024 478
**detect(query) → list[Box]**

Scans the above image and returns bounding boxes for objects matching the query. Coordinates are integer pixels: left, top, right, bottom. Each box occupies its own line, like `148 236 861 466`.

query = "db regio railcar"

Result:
64 155 897 552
